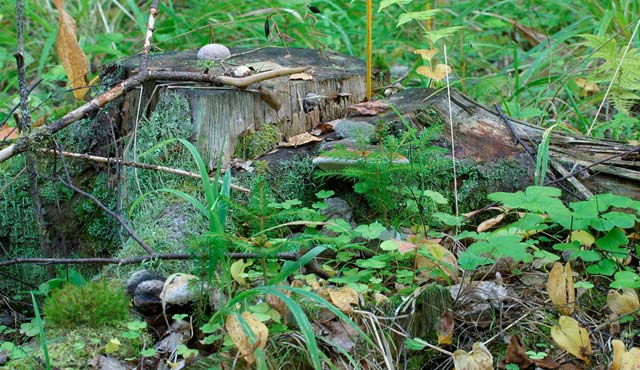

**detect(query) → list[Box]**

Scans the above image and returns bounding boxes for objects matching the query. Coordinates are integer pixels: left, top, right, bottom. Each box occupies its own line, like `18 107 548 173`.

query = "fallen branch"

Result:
40 148 251 193
0 252 329 278
54 174 156 255
0 66 310 163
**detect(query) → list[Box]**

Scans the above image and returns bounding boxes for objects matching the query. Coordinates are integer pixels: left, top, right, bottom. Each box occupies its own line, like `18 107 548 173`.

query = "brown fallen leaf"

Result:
574 77 600 97
310 122 335 136
435 311 454 346
607 289 640 316
512 21 547 46
0 124 19 140
226 311 269 365
278 132 322 147
414 239 459 283
327 286 359 313
504 335 533 369
53 0 89 100
476 213 506 232
348 100 389 116
551 316 591 364
547 262 575 315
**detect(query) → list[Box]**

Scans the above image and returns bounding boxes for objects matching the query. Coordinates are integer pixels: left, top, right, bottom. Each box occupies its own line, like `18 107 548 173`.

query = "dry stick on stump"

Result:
39 148 251 193
0 66 310 163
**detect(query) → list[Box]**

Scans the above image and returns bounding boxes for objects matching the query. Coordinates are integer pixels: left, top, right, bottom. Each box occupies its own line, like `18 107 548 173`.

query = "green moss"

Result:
43 280 129 328
233 124 281 159
2 323 148 370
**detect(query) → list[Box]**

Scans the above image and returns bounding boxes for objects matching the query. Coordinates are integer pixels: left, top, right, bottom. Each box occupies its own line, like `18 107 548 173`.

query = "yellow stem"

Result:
366 0 373 100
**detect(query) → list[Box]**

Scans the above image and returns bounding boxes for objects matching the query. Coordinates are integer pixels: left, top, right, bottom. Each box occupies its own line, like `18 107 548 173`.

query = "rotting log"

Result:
116 47 384 165
333 88 640 200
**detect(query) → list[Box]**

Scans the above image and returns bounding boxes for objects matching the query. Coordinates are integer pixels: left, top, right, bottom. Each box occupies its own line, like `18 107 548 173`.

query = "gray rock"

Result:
133 279 164 315
127 270 165 295
333 120 376 143
197 43 231 60
321 197 353 223
161 273 200 307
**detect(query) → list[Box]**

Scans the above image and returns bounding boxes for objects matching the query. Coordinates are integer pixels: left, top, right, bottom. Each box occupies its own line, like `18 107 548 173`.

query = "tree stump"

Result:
115 47 382 165
325 88 640 200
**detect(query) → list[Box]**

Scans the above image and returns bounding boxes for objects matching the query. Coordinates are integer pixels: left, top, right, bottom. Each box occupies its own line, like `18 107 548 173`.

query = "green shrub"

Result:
43 280 130 328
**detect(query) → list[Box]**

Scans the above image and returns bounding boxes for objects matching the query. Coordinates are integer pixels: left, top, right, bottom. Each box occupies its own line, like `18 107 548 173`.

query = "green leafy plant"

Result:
42 280 129 328
130 138 231 235
458 186 640 288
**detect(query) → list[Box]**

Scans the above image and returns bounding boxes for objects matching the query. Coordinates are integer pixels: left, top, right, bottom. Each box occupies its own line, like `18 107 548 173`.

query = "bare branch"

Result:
0 66 309 163
53 174 156 255
39 148 251 193
140 0 159 73
0 252 299 268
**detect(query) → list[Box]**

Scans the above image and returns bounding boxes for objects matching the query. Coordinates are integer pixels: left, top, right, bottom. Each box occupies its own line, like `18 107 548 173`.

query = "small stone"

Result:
321 197 353 222
127 270 165 295
161 273 200 307
197 43 231 60
333 120 376 143
133 279 164 315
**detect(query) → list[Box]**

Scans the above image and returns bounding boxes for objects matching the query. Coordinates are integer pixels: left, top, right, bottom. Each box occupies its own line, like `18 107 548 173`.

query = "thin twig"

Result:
54 173 156 255
38 148 251 193
140 0 159 74
0 252 299 268
0 66 310 163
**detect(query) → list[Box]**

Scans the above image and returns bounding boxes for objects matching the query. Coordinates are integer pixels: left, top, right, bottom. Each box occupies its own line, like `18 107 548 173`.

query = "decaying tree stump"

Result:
341 88 640 200
115 47 381 165
107 47 638 200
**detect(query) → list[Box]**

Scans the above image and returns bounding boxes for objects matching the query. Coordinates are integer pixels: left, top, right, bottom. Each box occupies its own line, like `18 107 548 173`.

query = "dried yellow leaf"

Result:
611 339 640 370
452 342 493 370
416 63 451 82
53 0 89 100
225 312 269 365
415 241 459 283
570 230 595 246
414 48 438 61
547 262 575 314
551 316 591 364
607 289 640 316
328 286 359 313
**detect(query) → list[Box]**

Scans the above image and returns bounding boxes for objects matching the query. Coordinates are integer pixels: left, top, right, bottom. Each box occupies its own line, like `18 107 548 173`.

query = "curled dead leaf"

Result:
607 289 640 316
414 48 438 61
278 132 322 147
611 339 640 370
476 213 506 232
328 286 359 313
416 63 451 82
435 311 454 346
53 0 89 100
551 316 591 364
226 312 269 365
452 342 493 370
504 335 533 369
547 262 575 315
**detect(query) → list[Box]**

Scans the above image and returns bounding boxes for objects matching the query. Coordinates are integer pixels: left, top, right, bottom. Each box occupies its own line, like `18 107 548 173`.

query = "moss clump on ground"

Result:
2 323 148 370
43 280 129 328
233 124 281 160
